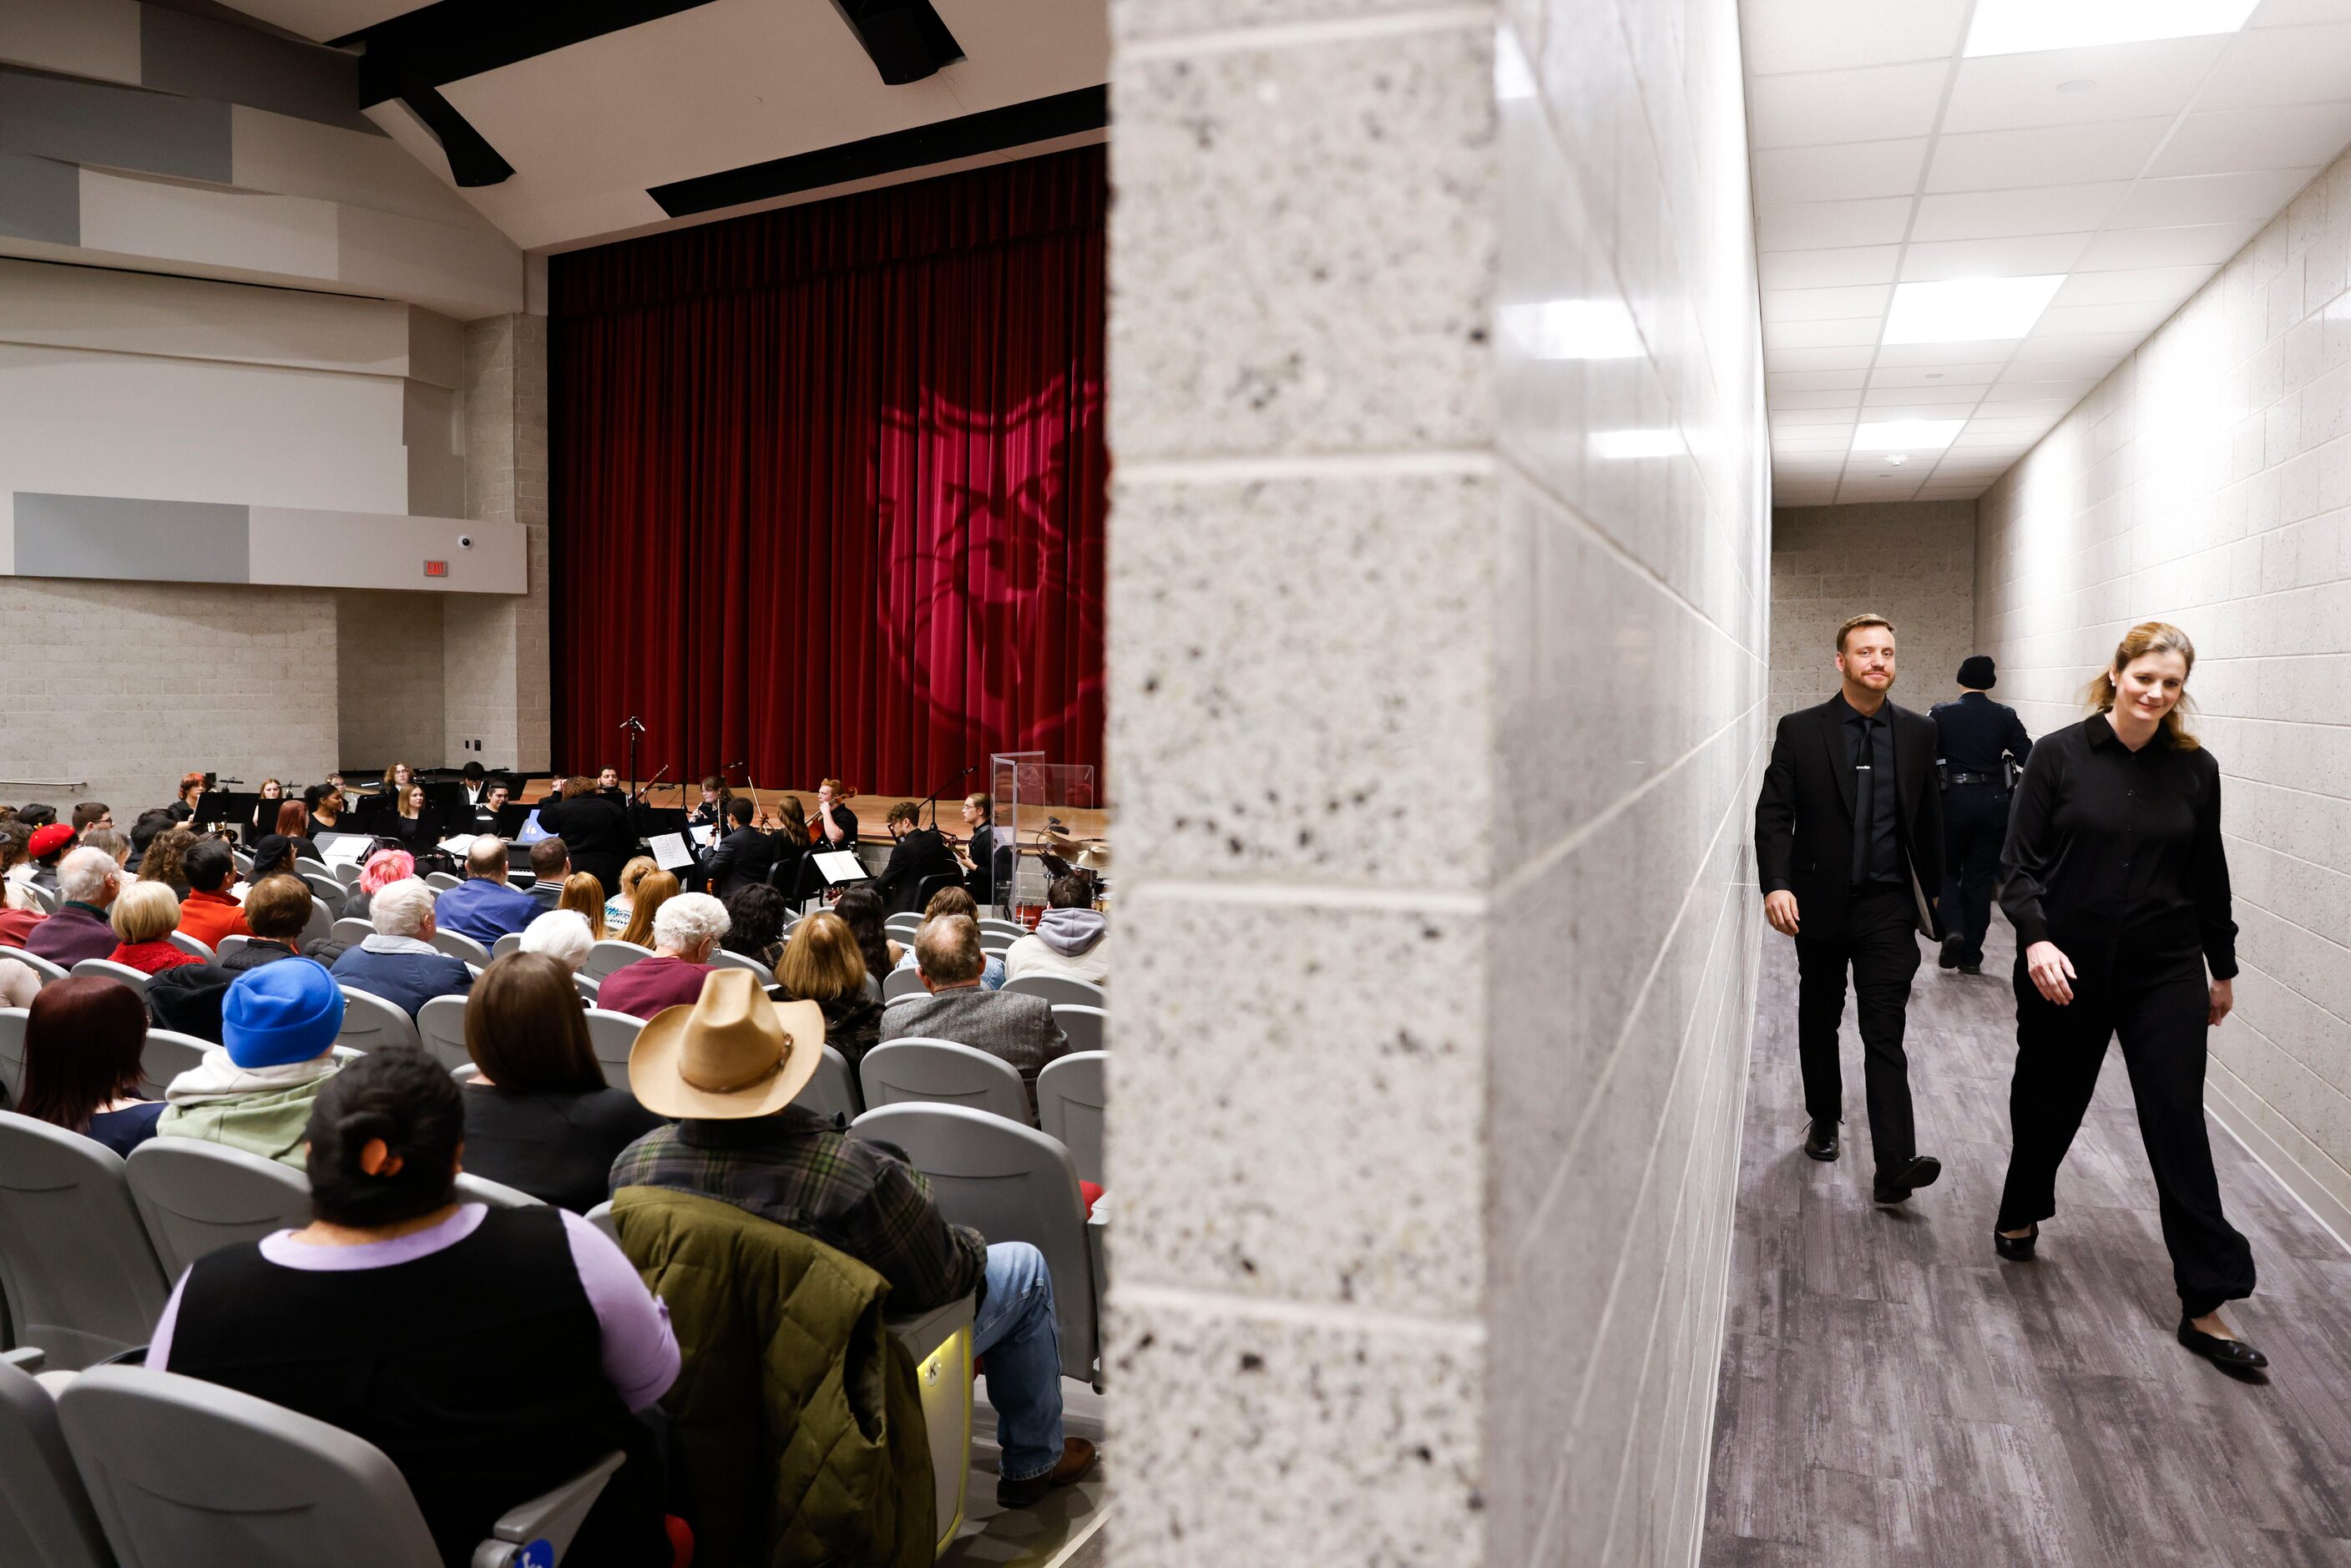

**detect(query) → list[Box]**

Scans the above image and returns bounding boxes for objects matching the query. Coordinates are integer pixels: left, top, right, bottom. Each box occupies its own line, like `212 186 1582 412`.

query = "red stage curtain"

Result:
549 147 1106 802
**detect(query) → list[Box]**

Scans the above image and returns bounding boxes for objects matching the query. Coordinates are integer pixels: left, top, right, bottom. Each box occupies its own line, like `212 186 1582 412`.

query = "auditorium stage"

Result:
514 782 1110 855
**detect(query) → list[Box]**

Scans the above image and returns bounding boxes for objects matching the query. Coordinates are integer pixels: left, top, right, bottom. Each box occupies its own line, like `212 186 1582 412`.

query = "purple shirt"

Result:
596 955 715 1020
149 1203 677 1411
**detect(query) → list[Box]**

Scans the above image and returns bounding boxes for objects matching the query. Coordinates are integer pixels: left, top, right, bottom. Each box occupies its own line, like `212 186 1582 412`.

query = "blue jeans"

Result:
972 1242 1065 1479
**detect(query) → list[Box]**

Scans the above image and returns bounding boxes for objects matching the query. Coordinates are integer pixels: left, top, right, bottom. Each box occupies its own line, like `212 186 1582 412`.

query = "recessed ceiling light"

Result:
1590 428 1686 460
1853 420 1964 453
1882 276 2065 344
1500 300 1642 360
2056 78 2097 92
1964 0 2258 57
1887 453 1909 466
1925 372 1944 379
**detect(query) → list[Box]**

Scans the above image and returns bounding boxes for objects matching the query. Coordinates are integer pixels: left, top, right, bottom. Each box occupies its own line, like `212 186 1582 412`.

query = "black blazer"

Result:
535 794 634 892
1755 695 1944 942
705 826 779 898
869 827 962 916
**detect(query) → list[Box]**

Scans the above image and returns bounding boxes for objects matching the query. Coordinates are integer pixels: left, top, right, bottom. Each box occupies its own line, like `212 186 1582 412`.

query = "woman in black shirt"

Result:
1993 621 2260 1368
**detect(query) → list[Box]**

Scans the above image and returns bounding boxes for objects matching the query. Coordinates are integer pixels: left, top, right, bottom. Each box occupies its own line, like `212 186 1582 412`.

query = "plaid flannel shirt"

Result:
609 1108 987 1313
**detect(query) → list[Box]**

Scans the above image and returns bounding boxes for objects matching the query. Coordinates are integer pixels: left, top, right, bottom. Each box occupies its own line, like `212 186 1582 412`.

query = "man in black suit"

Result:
704 797 778 898
1929 655 2033 976
536 776 633 898
1755 612 1946 1206
869 799 963 916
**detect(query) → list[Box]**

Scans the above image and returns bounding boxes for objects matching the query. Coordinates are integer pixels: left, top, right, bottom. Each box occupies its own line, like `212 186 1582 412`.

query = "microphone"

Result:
722 760 747 771
618 715 646 733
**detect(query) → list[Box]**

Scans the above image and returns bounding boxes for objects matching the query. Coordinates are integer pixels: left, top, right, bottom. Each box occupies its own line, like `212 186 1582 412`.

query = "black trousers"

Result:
1938 783 2009 965
1996 965 2254 1317
1795 884 1923 1178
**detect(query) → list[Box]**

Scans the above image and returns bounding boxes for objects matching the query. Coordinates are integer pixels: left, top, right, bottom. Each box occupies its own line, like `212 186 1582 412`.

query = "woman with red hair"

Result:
346 847 417 922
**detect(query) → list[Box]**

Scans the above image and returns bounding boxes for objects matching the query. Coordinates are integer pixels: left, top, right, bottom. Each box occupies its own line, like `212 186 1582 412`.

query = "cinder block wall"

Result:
1770 502 1978 723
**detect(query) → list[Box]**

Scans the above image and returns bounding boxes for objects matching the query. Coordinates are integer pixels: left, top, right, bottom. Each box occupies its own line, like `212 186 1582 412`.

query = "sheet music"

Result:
815 850 867 883
436 834 478 855
689 824 719 849
319 836 372 867
650 832 695 871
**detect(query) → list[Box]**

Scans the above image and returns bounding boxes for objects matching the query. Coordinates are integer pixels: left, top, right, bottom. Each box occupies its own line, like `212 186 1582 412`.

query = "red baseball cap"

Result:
28 823 73 858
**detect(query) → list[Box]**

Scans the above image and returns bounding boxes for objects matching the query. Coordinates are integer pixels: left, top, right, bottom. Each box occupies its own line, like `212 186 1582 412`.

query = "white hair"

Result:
57 846 122 906
371 878 437 939
653 891 730 955
520 908 594 972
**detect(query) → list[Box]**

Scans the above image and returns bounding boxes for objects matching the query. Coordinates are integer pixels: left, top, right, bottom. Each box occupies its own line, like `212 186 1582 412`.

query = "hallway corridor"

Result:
1700 918 2351 1567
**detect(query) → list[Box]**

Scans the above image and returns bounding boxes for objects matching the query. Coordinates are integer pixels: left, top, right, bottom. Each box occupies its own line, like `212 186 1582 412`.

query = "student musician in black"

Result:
1993 621 2262 1370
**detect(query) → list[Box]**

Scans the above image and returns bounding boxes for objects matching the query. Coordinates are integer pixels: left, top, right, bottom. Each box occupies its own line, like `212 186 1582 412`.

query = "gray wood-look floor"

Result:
1701 916 2351 1568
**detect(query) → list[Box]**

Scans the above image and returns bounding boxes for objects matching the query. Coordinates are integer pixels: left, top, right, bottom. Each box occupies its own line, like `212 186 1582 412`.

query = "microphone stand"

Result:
619 715 645 812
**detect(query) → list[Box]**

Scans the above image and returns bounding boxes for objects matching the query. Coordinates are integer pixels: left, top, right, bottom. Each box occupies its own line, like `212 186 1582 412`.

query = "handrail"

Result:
0 778 87 789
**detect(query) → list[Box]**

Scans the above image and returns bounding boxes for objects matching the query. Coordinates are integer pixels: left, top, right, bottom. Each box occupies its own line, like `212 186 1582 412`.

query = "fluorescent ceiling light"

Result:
1964 0 2258 57
1590 428 1685 460
1495 28 1536 102
1852 420 1964 453
1502 300 1642 360
1882 276 2064 344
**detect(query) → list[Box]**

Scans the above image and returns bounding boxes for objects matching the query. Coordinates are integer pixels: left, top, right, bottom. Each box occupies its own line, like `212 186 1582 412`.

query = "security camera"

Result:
458 534 474 549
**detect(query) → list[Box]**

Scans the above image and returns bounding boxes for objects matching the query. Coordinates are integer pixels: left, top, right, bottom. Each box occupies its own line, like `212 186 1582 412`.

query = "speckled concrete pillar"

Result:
1107 0 1772 1562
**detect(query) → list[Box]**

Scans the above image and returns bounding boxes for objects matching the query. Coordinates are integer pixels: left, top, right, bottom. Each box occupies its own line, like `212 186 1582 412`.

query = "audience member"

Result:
704 797 777 897
23 821 75 893
461 953 662 1211
528 837 573 911
892 885 1006 989
1004 876 1111 989
13 976 163 1155
224 874 312 971
247 832 302 885
157 959 345 1167
14 803 57 828
172 839 251 950
330 878 473 1018
598 893 727 1020
149 1046 679 1565
613 971 1093 1508
868 800 961 915
615 869 680 950
776 909 884 1068
882 915 1069 1115
720 883 789 971
108 881 201 974
344 847 417 921
432 838 540 945
833 884 901 982
538 775 633 896
605 856 657 931
126 807 174 873
0 820 39 911
27 845 127 966
0 955 38 1007
167 771 206 822
73 801 114 836
273 800 310 840
83 827 132 878
559 872 609 940
520 908 595 973
137 824 197 898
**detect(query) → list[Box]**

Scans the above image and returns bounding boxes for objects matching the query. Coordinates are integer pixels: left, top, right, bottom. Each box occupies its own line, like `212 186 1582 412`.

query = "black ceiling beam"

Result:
335 1 724 94
827 0 964 85
649 85 1107 218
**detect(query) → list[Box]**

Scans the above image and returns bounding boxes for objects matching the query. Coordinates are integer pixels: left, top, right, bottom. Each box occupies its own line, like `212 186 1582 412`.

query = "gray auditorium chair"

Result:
979 933 1016 960
453 1171 542 1208
491 932 524 959
583 1200 617 1246
573 972 603 1004
331 862 361 888
852 1103 1100 1382
977 918 1027 942
301 901 333 953
331 917 374 948
334 988 421 1055
413 995 471 1073
214 935 250 963
0 1351 114 1568
1 947 68 984
0 1008 28 1103
430 928 492 967
69 960 149 997
57 1366 621 1568
794 1044 859 1124
1001 973 1106 1009
0 1113 169 1369
125 1139 310 1277
857 1038 1029 1125
710 948 771 977
300 873 345 917
882 965 928 1002
165 932 212 963
137 1029 209 1101
581 939 650 982
583 1009 642 1091
883 912 923 938
424 871 463 892
23 883 58 914
1036 1051 1107 1190
1053 1003 1107 1056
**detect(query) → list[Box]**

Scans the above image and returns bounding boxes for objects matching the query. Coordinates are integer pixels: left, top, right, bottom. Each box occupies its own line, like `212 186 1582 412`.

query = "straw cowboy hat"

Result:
629 969 827 1119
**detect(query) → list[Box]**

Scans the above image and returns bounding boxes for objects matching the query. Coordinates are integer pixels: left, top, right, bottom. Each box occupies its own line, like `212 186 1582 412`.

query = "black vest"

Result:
168 1206 663 1567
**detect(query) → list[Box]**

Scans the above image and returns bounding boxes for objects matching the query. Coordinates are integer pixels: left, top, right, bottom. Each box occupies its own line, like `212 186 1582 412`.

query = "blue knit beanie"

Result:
222 959 345 1070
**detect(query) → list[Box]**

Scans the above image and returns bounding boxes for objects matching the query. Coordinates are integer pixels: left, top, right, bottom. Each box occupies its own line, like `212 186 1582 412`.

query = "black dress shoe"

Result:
1938 941 1961 970
1802 1120 1839 1161
1994 1223 2037 1261
1959 963 1982 976
1873 1154 1942 1205
2178 1320 2268 1370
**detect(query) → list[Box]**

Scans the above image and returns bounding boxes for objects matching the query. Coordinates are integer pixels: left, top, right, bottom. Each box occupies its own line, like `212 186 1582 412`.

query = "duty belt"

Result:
1945 771 2001 787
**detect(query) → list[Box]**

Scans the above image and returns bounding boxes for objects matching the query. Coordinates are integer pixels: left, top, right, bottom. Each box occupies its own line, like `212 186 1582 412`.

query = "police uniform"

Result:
1930 662 2033 969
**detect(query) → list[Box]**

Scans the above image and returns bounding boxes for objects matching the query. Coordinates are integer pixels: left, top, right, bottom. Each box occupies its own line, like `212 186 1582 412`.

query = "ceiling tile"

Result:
1976 399 2081 419
1762 284 1895 321
2012 330 2146 359
2075 221 2265 268
2108 168 2318 228
1848 400 1985 419
1741 0 1969 74
1941 38 2227 134
1757 196 1916 250
1769 367 1873 391
2147 103 2351 176
1912 182 2126 240
2249 0 2351 24
1924 118 2172 192
1989 354 2124 382
1874 340 2025 367
1771 387 1867 409
1747 62 1952 147
1899 233 2096 279
1992 377 2101 400
2050 265 2222 305
1759 245 1904 289
1766 344 1883 369
1870 361 2011 385
2034 299 2177 336
1863 382 1995 405
1755 139 1932 204
2201 22 2351 109
1763 316 1888 347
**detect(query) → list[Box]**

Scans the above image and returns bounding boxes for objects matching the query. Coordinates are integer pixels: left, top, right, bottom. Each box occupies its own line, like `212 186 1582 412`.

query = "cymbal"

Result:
1075 842 1113 871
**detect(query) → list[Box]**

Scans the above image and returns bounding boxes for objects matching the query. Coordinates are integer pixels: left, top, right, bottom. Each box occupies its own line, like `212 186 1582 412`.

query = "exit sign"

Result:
424 560 447 578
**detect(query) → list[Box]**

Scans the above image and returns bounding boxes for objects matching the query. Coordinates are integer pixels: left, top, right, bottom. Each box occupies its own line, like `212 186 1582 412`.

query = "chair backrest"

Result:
581 939 650 981
300 873 344 916
0 1007 27 1103
424 871 462 892
793 1043 859 1124
333 987 421 1054
299 900 332 953
214 934 250 962
882 913 923 937
124 1139 311 1277
1000 973 1106 1009
0 1356 114 1568
453 1171 542 1208
2 946 68 984
582 1009 643 1091
138 1029 210 1101
69 960 149 996
58 1365 446 1567
1052 1003 1107 1057
330 862 361 888
979 933 1015 958
858 1038 1029 1125
1035 1051 1107 1188
23 883 60 914
0 1114 169 1369
413 994 472 1072
165 932 213 963
882 965 928 1002
976 918 1027 941
852 1103 1096 1380
710 948 771 977
491 931 524 959
430 928 492 966
330 917 373 948
583 1200 618 1246
573 971 602 1004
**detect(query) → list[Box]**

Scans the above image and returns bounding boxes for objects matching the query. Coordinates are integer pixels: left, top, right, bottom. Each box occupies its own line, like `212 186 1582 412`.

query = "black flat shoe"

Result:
1873 1154 1942 1205
2178 1320 2268 1370
1938 942 1961 970
1802 1119 1839 1161
1994 1223 2037 1262
1959 963 1982 976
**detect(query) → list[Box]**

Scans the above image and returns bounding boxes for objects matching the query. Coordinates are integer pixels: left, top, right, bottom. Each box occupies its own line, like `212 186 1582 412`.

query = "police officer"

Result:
1931 655 2032 974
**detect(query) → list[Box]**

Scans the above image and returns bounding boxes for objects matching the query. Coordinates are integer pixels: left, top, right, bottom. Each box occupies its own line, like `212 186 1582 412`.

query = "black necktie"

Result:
1852 716 1875 885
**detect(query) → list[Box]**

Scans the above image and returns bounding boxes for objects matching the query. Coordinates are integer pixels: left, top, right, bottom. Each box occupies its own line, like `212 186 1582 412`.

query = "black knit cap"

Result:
1958 655 1995 689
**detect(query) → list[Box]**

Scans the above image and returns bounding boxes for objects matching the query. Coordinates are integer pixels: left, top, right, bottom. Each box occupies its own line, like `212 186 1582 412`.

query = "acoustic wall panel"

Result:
0 65 231 183
13 492 247 583
247 507 524 593
0 148 75 244
0 0 143 86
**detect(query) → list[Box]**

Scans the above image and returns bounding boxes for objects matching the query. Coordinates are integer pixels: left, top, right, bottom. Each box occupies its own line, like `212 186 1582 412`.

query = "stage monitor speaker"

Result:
829 0 964 84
